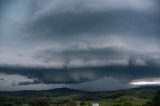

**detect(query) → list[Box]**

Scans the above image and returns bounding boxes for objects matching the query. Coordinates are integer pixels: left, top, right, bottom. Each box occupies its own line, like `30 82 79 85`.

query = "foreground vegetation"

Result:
0 87 160 106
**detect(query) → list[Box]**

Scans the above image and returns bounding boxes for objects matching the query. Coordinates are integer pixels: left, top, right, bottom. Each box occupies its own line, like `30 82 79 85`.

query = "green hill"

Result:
0 86 160 106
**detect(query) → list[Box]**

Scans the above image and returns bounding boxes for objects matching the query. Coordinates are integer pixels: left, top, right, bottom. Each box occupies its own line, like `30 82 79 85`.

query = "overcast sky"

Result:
0 0 160 91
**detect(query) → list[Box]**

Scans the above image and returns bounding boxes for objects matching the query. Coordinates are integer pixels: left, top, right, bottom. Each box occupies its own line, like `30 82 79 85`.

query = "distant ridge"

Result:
48 87 88 93
0 87 88 97
0 86 160 97
131 85 160 90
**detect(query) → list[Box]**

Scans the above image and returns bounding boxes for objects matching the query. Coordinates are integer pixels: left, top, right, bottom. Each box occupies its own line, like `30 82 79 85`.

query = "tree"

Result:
80 101 86 106
152 91 160 106
29 99 49 106
66 99 77 106
143 91 160 106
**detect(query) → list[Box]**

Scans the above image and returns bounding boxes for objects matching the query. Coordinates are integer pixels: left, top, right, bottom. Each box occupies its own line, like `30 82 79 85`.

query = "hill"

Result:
0 86 160 106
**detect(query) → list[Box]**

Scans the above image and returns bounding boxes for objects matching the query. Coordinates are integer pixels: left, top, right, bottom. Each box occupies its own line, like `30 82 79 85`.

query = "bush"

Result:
66 99 77 106
29 99 49 106
143 91 160 106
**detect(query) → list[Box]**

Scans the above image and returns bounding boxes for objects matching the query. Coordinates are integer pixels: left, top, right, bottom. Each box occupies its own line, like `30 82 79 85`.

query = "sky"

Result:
0 0 160 91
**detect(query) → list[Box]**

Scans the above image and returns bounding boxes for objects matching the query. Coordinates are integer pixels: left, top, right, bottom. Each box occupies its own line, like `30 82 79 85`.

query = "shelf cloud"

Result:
0 0 160 91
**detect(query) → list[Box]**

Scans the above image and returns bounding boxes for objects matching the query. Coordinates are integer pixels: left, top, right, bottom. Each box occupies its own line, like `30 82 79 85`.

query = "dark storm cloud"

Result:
25 5 160 40
0 0 11 11
0 0 160 91
18 79 41 85
0 65 160 84
0 78 4 81
35 45 160 68
2 0 157 41
0 65 160 91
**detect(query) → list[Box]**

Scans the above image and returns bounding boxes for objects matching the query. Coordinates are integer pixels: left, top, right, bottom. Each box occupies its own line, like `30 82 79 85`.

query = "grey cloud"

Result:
0 65 160 91
0 65 160 84
18 79 41 85
1 0 159 41
69 77 131 91
26 10 160 40
0 78 4 81
35 45 160 68
3 0 157 41
0 0 160 91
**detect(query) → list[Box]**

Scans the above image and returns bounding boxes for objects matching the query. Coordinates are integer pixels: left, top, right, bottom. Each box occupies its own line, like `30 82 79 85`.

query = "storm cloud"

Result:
0 0 160 91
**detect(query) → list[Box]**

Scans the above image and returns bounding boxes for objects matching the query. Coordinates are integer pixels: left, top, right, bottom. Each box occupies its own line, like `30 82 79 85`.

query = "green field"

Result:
0 86 159 106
